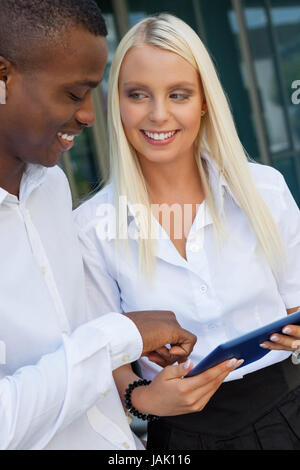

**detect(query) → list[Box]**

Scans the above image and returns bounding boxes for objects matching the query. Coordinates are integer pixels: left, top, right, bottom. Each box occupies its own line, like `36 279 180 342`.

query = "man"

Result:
0 0 197 450
0 0 232 450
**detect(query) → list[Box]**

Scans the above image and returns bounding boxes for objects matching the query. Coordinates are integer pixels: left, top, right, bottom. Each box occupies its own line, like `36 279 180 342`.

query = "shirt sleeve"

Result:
75 219 125 320
0 313 142 450
275 174 300 308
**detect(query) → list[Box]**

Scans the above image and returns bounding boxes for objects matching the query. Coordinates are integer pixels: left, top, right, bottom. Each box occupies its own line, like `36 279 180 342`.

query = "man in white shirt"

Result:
0 0 201 450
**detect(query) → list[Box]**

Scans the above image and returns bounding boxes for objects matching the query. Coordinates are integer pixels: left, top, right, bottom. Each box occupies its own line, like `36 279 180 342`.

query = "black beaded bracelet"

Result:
124 379 160 422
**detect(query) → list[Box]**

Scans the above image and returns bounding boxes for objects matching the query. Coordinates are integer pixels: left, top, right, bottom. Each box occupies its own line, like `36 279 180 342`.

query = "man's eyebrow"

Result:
65 80 101 89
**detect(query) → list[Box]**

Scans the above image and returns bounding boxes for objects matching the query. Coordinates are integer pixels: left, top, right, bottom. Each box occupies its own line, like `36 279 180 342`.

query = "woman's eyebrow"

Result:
168 82 197 90
122 81 197 90
122 82 149 88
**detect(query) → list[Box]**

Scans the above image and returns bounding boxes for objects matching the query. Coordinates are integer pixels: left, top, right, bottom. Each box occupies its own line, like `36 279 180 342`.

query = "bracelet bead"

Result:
124 379 159 422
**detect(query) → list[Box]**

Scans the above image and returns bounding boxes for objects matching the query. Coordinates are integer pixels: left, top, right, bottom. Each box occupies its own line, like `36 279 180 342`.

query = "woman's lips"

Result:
140 130 180 146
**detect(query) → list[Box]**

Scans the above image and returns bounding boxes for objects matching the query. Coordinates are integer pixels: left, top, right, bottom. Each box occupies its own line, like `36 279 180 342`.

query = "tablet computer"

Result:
186 309 300 378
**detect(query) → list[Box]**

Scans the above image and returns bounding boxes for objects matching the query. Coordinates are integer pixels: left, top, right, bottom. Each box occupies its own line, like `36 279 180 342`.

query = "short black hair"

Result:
0 0 108 70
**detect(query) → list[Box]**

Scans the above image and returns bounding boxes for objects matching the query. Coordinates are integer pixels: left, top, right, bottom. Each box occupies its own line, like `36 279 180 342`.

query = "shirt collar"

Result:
19 163 48 202
0 187 8 205
201 152 240 209
0 163 48 206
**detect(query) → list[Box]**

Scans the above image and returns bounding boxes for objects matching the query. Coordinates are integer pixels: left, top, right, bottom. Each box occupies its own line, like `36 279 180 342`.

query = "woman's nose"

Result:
148 99 169 123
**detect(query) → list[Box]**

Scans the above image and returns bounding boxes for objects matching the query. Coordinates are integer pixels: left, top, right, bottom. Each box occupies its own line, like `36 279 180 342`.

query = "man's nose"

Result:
149 99 169 124
75 92 96 128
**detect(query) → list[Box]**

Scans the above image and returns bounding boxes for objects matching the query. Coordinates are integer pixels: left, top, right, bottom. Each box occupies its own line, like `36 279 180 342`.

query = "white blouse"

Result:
74 158 300 382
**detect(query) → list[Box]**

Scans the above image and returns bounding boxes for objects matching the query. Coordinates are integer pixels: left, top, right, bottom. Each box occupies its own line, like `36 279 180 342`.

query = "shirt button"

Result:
122 354 131 363
200 285 207 293
122 442 131 449
41 266 47 276
103 388 111 396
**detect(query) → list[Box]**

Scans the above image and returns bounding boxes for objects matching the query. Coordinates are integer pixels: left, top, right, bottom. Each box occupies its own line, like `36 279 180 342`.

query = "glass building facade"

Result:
61 0 300 206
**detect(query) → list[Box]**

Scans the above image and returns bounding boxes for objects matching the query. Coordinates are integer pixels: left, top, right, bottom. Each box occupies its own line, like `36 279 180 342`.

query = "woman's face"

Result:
119 45 206 168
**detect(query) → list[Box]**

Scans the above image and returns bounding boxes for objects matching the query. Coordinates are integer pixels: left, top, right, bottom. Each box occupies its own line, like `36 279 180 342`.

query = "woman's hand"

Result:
130 358 243 417
260 306 300 352
260 325 300 352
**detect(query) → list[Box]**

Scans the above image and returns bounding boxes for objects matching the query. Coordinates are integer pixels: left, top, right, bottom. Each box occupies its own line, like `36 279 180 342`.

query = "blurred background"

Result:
60 0 300 208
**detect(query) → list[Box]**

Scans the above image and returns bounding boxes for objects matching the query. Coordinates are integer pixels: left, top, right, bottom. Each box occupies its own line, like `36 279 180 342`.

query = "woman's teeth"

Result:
57 132 75 142
143 130 177 141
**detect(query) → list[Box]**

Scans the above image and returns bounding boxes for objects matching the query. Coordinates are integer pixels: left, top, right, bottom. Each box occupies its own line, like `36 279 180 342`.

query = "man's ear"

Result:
0 56 15 104
0 80 6 105
0 56 15 83
0 57 8 105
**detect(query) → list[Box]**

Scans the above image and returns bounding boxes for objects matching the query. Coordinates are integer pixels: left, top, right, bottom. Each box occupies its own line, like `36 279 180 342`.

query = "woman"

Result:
75 14 300 450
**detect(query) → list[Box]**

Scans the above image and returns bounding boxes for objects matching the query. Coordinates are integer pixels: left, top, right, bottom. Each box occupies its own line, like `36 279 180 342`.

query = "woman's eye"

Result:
129 92 147 100
170 93 189 101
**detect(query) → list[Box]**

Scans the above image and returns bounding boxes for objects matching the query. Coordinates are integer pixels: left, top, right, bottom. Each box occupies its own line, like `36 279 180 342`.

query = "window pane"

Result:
270 1 300 150
67 128 99 200
225 7 261 159
273 157 300 205
101 13 119 99
127 0 199 31
243 3 290 154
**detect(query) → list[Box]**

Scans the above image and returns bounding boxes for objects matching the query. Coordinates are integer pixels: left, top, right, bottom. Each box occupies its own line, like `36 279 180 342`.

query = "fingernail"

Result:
270 335 279 342
283 327 292 334
236 359 244 367
183 359 191 370
227 358 238 368
292 341 300 349
260 343 268 349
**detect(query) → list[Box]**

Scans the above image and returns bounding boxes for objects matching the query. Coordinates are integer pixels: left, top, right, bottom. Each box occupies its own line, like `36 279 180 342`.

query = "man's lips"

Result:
56 131 81 152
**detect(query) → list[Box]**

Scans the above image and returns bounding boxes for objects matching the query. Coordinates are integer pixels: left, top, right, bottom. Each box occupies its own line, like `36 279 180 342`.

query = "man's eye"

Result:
69 93 83 102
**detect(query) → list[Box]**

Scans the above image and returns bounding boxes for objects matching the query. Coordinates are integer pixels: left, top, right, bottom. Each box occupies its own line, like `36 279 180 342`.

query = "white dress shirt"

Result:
0 163 143 450
74 157 300 383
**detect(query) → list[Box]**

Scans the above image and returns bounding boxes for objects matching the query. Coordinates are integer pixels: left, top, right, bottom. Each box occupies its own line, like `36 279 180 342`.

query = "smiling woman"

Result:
107 13 285 277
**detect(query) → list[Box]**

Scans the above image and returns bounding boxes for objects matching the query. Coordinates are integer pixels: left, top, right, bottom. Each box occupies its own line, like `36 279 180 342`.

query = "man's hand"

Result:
124 310 196 366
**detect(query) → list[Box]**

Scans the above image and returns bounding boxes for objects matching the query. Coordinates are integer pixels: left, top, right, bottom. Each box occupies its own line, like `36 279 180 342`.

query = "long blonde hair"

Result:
107 13 285 278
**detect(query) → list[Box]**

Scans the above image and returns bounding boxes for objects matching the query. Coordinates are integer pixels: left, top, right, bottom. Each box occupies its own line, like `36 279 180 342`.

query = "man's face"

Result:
0 28 108 167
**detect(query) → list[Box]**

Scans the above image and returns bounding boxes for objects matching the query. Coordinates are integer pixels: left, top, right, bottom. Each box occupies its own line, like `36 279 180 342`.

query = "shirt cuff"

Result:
91 313 143 370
